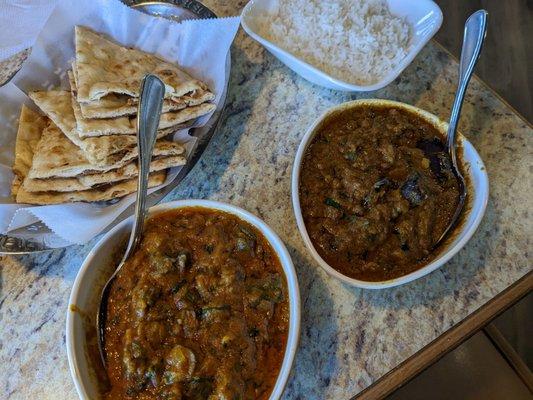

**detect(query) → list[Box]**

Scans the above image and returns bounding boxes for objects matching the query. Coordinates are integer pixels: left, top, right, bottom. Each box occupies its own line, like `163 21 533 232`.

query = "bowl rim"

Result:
291 99 489 289
240 0 443 91
66 199 301 400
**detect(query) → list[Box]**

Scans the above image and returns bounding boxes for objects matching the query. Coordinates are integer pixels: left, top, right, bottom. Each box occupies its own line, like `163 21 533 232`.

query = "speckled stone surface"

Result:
1 2 532 399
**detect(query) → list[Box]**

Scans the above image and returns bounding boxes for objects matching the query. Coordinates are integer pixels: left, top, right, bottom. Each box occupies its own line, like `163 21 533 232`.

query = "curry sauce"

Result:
300 105 461 281
104 208 289 399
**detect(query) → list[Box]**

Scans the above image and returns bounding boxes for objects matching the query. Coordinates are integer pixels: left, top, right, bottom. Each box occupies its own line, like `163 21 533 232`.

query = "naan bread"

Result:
31 89 212 143
75 26 208 102
11 114 169 204
27 122 184 179
28 90 183 165
71 89 215 138
69 68 214 119
11 176 23 197
16 171 167 205
23 155 185 192
11 105 49 196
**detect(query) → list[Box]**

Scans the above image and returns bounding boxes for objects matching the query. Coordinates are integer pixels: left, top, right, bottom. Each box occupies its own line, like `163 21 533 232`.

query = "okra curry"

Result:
104 208 289 399
299 105 461 281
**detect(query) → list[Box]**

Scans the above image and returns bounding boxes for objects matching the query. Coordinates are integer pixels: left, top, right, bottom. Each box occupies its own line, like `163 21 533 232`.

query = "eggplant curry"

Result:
300 105 462 281
104 208 289 399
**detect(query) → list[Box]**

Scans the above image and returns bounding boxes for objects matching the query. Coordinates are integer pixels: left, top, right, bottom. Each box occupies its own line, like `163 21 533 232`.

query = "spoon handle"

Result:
122 74 165 262
447 10 488 163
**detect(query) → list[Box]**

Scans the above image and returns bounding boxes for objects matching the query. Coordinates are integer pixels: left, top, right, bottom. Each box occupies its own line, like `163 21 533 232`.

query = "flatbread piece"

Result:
69 68 214 119
17 172 167 205
75 26 208 102
29 90 185 166
11 105 49 196
70 89 214 138
24 155 185 192
11 110 168 204
27 122 185 179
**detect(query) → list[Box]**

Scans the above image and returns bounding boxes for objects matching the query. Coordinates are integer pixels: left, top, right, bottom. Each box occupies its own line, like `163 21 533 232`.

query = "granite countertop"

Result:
1 1 532 399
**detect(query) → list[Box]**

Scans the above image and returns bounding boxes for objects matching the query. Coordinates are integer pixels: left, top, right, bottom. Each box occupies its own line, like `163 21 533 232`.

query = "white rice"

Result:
255 0 412 85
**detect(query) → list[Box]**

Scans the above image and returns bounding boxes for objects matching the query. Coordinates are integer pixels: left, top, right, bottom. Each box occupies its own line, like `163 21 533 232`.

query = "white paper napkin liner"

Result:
0 0 59 61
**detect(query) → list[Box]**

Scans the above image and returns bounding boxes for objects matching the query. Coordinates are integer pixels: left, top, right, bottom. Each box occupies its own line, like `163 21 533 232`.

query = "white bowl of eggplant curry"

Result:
292 99 489 289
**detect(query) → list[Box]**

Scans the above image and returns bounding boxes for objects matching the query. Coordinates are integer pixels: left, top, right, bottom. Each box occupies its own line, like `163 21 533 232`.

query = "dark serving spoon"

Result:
96 74 166 367
433 9 488 249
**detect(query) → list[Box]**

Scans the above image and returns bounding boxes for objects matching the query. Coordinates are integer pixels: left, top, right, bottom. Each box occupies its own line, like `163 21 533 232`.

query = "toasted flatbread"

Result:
23 154 185 192
16 171 167 205
11 105 49 196
27 122 185 179
11 175 23 197
70 89 214 138
69 68 214 119
75 26 208 102
31 89 212 140
11 114 169 204
28 90 184 165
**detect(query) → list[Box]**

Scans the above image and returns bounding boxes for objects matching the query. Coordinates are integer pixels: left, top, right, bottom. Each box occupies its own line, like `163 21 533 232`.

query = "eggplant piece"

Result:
417 138 454 183
431 153 454 183
416 137 445 154
373 177 392 191
363 178 393 209
401 173 427 207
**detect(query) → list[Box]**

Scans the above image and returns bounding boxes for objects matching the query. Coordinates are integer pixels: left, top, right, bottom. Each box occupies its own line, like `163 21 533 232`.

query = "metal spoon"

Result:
434 9 488 248
96 74 166 367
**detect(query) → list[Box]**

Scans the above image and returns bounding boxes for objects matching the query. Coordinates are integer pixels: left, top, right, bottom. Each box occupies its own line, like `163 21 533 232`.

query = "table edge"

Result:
351 271 533 400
